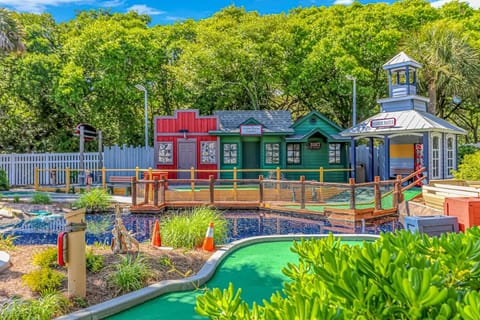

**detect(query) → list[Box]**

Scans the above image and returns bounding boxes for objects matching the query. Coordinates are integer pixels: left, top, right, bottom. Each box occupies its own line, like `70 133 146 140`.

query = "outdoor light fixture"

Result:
179 129 188 139
135 84 149 147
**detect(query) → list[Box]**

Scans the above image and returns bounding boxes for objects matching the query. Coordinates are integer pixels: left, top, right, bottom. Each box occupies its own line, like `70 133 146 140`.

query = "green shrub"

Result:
109 254 151 294
0 292 70 320
458 144 480 165
162 207 228 249
74 188 111 211
22 267 65 294
13 195 19 203
86 248 104 272
0 169 10 191
31 192 51 204
32 247 57 268
87 216 111 235
196 230 480 319
453 150 480 180
0 233 17 250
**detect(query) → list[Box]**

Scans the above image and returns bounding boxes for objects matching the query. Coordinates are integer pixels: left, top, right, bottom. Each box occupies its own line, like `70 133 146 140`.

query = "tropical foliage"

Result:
196 230 480 319
2 2 480 151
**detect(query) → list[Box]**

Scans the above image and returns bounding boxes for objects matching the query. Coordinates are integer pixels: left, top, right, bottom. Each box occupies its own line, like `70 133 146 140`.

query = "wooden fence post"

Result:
349 178 356 210
276 166 281 191
300 176 306 209
34 167 39 191
153 177 159 206
102 167 106 190
259 175 264 205
233 167 237 201
392 175 402 208
374 176 381 210
191 167 195 191
160 179 165 205
66 167 70 194
132 177 137 206
209 175 215 205
319 167 324 183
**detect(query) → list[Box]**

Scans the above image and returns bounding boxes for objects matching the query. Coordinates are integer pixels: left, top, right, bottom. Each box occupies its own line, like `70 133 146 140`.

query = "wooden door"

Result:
178 140 196 179
242 142 260 179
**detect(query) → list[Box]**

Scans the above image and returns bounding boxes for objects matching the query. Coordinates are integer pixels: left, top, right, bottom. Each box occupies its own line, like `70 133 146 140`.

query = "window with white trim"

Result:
158 142 173 164
265 143 280 164
201 141 217 164
446 136 454 176
432 135 440 178
223 143 237 164
329 143 341 164
287 143 301 164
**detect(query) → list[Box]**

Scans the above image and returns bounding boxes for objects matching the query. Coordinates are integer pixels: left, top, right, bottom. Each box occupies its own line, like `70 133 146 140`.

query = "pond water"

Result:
0 210 401 246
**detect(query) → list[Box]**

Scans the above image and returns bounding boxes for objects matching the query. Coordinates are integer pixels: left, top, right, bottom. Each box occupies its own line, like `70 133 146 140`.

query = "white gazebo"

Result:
341 52 467 182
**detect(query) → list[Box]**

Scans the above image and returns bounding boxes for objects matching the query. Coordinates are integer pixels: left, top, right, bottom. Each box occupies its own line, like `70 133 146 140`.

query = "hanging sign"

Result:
240 125 262 136
74 123 97 140
370 117 396 128
307 142 321 150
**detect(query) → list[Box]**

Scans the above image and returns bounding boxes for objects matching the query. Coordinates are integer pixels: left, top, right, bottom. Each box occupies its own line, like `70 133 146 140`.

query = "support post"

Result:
65 209 86 298
153 177 159 206
66 167 71 194
102 167 106 190
300 176 306 209
276 166 281 191
191 167 195 191
259 175 264 205
34 167 39 191
209 175 215 205
160 179 165 204
233 167 237 193
132 177 137 206
349 178 356 210
374 176 382 210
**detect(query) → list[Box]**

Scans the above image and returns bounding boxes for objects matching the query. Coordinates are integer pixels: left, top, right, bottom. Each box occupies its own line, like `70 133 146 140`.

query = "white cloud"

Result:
0 0 93 13
333 0 354 5
431 0 480 8
101 0 124 8
127 4 164 16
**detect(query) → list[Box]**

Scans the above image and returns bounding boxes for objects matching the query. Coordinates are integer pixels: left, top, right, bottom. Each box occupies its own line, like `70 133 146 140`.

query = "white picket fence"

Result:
0 145 154 186
0 145 381 186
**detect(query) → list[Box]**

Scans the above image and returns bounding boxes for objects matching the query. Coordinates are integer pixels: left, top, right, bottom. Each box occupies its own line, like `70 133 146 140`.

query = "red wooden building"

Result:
154 110 218 179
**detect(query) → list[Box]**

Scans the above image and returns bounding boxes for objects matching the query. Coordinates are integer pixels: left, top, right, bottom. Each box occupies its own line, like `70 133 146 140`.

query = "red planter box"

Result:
444 197 480 232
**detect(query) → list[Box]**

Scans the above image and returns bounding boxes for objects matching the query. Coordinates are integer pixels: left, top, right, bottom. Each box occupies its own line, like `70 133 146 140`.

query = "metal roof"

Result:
212 110 294 134
383 51 422 70
340 110 467 137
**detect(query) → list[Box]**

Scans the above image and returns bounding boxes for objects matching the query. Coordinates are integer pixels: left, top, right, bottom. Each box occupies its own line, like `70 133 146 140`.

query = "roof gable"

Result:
292 111 344 136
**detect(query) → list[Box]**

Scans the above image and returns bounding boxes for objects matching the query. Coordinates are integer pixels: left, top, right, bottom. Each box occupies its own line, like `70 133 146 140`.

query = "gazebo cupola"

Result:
380 51 428 113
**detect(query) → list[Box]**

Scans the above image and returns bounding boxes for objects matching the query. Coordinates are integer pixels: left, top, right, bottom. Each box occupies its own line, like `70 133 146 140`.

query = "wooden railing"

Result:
34 166 351 193
130 167 427 212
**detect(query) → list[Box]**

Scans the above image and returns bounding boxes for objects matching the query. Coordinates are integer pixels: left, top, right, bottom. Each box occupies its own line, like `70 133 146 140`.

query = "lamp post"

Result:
346 75 357 180
135 84 149 147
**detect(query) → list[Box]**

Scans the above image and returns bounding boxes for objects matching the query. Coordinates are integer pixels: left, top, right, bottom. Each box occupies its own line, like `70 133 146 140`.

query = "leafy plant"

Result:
86 248 104 272
0 169 10 191
162 207 228 249
0 292 70 320
31 192 51 204
0 233 17 250
453 150 480 180
87 216 111 235
22 267 65 294
196 230 480 319
32 247 57 268
12 195 19 203
109 254 151 294
74 187 111 211
458 145 479 165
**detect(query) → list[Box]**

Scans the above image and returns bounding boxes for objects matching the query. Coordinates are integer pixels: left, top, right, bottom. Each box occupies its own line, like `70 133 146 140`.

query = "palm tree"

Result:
0 8 24 53
406 21 480 118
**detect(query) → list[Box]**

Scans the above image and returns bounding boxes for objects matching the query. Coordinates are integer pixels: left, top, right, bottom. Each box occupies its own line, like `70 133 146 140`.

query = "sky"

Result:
0 0 479 25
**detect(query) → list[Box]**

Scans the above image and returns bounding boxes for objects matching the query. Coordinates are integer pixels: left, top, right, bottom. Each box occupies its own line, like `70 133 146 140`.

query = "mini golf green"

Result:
107 239 365 320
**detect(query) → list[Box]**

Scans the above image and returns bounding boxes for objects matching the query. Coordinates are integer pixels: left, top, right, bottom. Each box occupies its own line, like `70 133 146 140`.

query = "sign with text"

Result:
240 125 262 136
370 117 396 128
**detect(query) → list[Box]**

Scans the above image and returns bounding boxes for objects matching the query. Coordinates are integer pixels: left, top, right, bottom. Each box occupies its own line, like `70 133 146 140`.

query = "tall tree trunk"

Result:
427 79 437 116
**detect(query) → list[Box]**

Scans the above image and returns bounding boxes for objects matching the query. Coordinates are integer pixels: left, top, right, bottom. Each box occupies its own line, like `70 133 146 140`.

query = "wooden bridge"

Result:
128 168 426 224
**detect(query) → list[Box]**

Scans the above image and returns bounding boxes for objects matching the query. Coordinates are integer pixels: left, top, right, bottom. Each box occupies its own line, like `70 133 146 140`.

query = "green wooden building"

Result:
211 110 349 182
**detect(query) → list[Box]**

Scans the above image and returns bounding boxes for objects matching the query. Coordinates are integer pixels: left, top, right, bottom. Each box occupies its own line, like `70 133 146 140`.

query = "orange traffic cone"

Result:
151 219 161 247
202 222 215 252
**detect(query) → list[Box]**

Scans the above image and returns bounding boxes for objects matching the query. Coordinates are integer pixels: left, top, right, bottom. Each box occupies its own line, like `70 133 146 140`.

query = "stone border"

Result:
55 234 380 320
